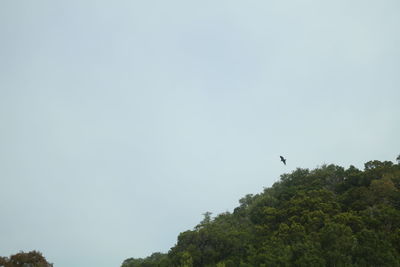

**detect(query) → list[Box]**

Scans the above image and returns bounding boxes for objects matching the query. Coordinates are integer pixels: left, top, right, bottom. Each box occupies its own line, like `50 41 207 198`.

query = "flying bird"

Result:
280 156 286 165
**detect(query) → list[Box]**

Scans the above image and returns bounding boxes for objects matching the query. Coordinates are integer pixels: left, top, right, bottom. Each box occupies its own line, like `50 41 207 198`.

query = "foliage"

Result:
0 251 52 267
122 158 400 266
121 252 171 267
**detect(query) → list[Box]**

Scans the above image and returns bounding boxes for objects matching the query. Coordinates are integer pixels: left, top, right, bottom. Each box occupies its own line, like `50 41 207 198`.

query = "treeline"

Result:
122 157 400 267
0 251 52 267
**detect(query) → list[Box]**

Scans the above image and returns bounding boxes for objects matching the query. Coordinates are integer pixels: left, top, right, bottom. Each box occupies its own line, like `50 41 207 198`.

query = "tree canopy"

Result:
0 251 52 267
122 157 400 267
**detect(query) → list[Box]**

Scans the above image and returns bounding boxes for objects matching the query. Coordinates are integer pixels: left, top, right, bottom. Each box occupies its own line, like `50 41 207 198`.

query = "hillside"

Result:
122 158 400 267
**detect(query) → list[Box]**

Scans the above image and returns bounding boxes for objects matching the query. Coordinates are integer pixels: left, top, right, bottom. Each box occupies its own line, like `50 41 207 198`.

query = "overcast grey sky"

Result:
1 1 399 266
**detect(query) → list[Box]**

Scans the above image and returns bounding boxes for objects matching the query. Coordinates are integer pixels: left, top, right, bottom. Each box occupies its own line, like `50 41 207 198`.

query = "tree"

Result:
0 251 52 267
122 158 400 266
195 212 213 230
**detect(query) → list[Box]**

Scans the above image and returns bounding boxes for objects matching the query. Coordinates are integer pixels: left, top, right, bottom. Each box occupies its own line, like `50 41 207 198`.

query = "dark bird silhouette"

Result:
280 156 286 165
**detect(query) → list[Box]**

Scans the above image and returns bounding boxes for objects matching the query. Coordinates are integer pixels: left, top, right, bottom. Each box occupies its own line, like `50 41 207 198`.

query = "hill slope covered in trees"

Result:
122 158 400 267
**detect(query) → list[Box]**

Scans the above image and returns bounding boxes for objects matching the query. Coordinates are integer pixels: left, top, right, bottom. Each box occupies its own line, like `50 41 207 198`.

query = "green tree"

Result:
122 158 400 267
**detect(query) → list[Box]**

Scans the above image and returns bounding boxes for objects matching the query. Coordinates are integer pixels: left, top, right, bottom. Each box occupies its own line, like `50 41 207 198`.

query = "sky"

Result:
0 1 399 266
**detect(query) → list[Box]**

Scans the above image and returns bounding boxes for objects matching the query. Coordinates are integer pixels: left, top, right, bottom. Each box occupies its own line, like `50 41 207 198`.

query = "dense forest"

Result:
122 156 400 267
